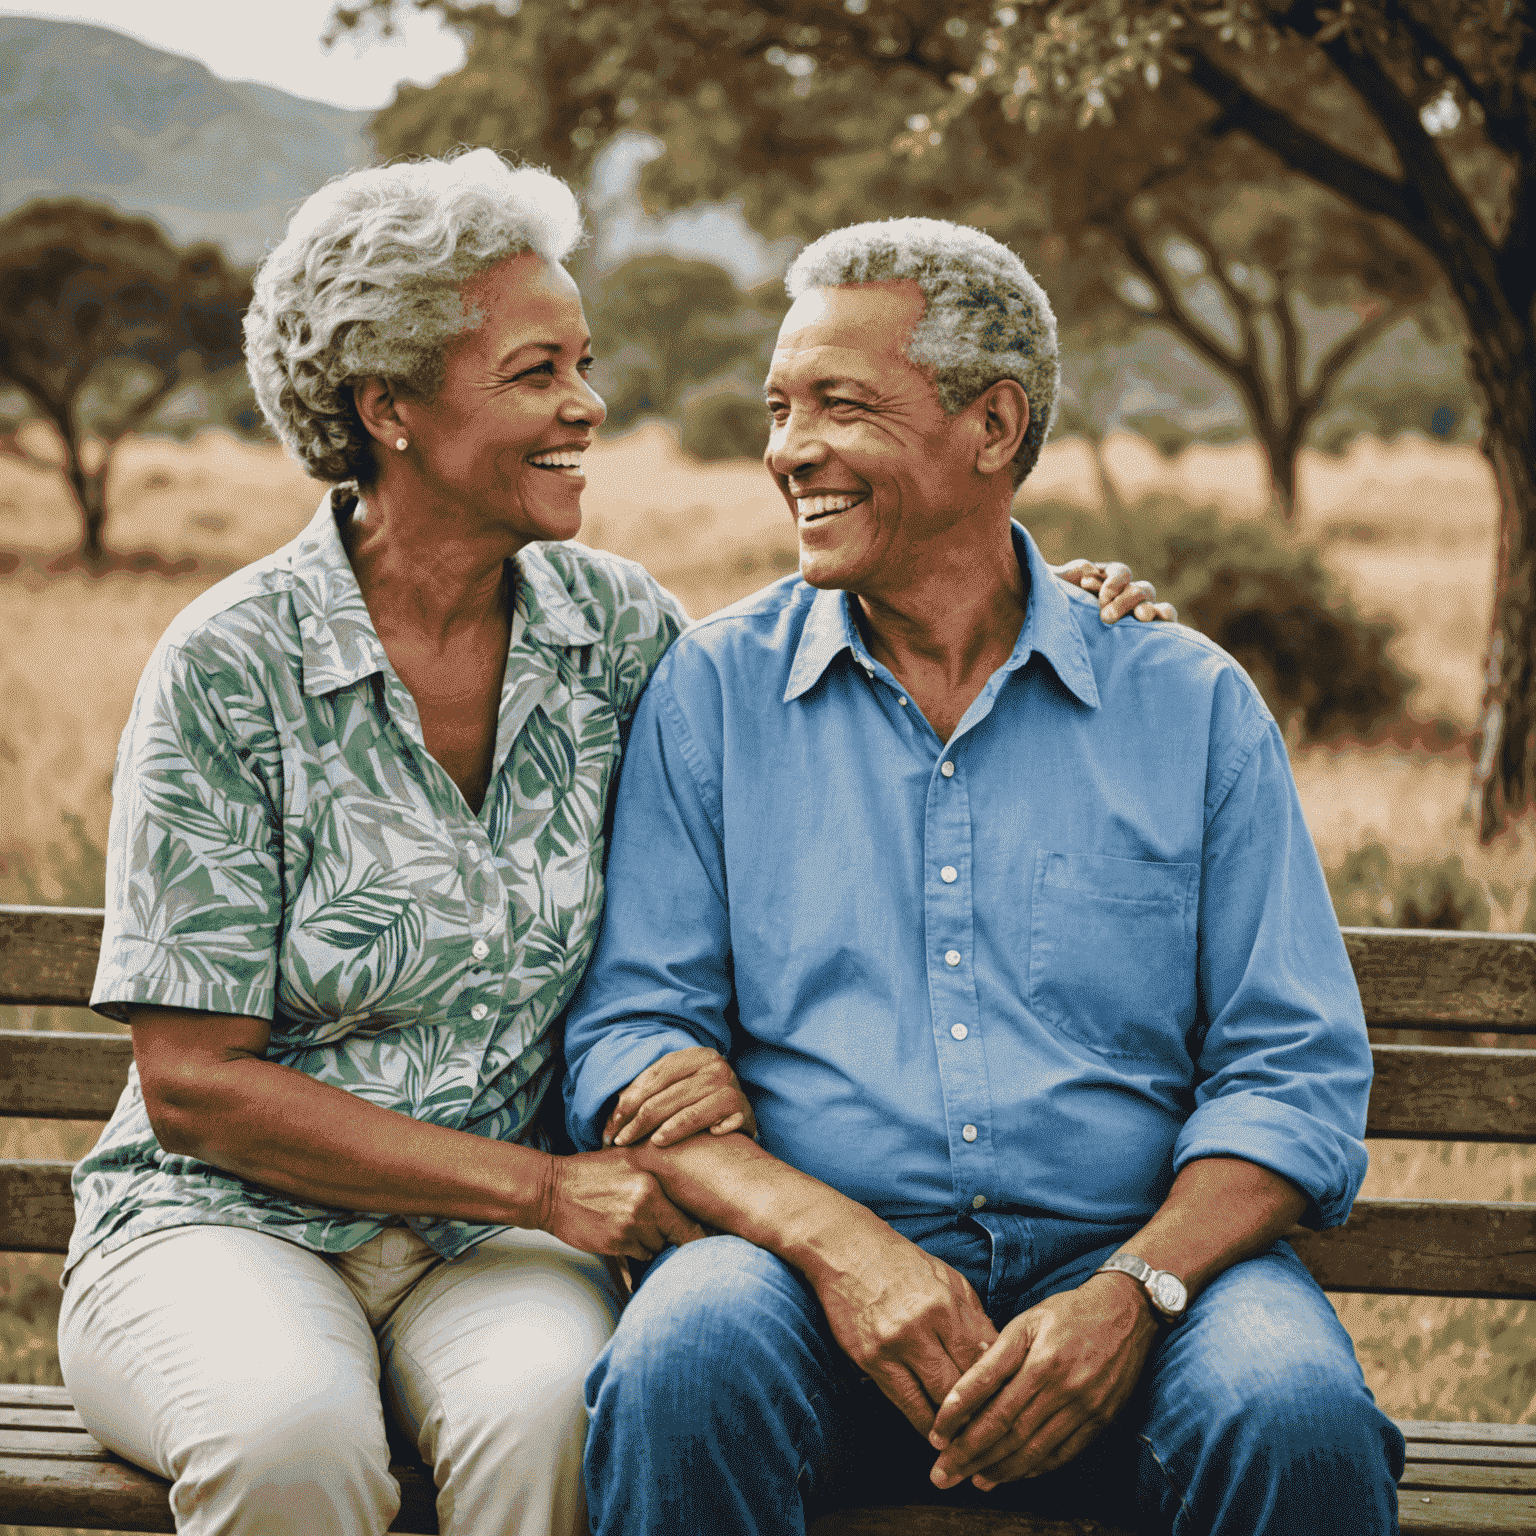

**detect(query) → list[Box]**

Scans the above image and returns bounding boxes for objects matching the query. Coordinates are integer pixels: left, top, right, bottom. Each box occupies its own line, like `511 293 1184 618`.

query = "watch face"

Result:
1150 1272 1187 1315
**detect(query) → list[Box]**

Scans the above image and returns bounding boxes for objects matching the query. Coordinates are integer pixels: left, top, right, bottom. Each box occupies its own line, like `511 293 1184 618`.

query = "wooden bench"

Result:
2 902 1534 1535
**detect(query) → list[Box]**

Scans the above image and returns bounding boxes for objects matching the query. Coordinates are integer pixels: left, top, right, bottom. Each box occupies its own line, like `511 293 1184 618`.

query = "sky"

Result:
1 0 468 108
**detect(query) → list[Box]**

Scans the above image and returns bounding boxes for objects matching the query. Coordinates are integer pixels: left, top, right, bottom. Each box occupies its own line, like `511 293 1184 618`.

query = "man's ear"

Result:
353 377 405 452
975 379 1030 478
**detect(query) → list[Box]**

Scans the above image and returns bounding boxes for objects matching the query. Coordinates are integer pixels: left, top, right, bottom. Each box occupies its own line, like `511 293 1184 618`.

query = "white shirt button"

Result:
470 1003 489 1021
972 1194 987 1209
940 761 955 778
898 696 908 707
962 1124 978 1142
940 865 957 884
951 1023 968 1040
944 949 961 967
471 938 490 960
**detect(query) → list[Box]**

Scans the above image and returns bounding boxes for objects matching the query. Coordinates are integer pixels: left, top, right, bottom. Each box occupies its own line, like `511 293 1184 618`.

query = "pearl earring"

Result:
394 437 408 451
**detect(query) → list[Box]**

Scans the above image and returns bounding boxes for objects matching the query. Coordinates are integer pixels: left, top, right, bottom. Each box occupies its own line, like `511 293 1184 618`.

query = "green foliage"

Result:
1026 495 1413 743
587 253 779 433
1327 842 1491 932
678 385 769 462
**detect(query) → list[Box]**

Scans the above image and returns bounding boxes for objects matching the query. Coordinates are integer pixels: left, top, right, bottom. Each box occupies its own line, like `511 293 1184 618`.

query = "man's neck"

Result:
851 521 1029 741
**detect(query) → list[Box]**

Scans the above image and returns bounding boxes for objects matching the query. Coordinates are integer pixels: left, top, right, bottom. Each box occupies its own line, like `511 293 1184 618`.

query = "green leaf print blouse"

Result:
70 489 686 1274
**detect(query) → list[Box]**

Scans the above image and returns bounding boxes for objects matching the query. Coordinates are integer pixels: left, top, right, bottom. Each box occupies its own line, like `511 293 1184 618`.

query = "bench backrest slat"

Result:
6 908 1536 1026
0 907 103 1008
5 1030 1532 1143
4 907 1534 1301
0 1032 133 1120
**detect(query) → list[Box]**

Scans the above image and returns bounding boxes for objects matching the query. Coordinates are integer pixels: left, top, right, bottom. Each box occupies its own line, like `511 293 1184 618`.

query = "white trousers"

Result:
57 1223 622 1536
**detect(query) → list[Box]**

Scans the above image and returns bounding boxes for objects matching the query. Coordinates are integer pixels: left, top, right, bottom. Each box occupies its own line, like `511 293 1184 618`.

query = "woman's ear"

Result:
353 377 405 452
975 378 1030 478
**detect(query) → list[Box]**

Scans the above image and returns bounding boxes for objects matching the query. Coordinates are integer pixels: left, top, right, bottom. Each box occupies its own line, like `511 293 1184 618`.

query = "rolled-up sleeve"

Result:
92 642 283 1022
1174 696 1372 1229
563 664 734 1149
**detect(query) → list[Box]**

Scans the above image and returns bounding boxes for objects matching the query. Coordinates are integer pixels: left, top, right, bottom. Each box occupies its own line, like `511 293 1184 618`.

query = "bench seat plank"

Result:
1398 1488 1536 1536
1405 1424 1536 1446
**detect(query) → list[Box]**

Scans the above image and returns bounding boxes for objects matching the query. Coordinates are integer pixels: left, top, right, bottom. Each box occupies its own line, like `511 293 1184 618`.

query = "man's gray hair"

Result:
785 217 1058 486
245 148 583 484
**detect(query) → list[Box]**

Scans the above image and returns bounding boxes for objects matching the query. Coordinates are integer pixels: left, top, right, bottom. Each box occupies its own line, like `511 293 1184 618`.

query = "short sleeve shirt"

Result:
70 489 686 1273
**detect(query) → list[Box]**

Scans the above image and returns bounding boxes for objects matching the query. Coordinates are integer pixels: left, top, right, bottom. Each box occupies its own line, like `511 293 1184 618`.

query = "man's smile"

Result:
794 492 866 526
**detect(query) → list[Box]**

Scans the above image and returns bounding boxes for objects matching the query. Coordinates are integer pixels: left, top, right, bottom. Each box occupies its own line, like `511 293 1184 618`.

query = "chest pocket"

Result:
1029 850 1199 1064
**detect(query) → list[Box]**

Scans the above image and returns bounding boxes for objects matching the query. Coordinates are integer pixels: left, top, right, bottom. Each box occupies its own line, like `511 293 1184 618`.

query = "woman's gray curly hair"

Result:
785 217 1058 487
245 148 583 483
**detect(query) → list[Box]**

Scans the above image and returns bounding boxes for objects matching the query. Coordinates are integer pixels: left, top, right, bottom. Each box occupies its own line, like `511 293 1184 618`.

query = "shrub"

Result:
1024 494 1415 743
1327 841 1491 931
679 387 770 463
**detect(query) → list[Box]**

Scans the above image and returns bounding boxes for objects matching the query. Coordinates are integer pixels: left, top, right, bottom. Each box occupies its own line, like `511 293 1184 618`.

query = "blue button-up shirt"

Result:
565 524 1371 1231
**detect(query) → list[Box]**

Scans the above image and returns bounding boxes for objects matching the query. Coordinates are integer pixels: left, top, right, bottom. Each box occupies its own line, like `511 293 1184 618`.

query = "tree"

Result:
342 0 1535 838
0 200 249 567
1065 137 1440 516
585 252 777 430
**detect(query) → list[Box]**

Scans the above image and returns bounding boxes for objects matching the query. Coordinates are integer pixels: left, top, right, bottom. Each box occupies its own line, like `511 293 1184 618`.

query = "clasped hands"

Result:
579 1049 1158 1489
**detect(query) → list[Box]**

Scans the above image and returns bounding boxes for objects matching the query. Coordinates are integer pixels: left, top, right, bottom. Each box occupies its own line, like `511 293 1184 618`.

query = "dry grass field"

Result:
1 420 1532 1532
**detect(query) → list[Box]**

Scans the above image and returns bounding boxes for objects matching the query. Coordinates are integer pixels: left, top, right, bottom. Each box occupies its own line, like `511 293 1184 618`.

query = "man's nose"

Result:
766 409 827 478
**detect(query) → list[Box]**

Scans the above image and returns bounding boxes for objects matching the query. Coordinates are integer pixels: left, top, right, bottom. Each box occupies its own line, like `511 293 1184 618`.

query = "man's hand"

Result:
540 1148 710 1260
810 1228 1000 1437
1054 559 1178 624
603 1047 758 1148
927 1271 1158 1490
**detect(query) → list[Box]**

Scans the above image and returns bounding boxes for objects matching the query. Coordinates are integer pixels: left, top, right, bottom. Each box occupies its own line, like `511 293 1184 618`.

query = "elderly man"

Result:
560 218 1404 1536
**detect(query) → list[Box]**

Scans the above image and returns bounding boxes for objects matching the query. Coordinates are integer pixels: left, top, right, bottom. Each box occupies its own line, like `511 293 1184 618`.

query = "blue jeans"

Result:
584 1211 1404 1535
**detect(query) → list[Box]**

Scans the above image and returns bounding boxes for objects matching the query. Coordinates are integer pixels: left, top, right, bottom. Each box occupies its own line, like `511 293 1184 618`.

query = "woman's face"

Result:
393 251 605 545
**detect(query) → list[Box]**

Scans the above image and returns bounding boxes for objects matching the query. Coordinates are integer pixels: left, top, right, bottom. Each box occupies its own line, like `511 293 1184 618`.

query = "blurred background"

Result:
2 1 1533 1509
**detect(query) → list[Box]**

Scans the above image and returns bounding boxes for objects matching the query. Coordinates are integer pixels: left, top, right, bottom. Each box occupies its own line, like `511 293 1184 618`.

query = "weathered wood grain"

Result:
1404 1424 1536 1447
4 908 1534 1026
7 1027 1534 1146
1345 929 1536 1030
1398 1487 1536 1536
0 1030 133 1119
0 906 103 1007
1293 1199 1536 1299
1368 1045 1536 1141
0 1159 75 1253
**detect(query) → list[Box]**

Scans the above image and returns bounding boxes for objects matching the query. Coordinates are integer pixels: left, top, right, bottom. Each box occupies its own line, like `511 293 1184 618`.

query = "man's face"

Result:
764 281 990 597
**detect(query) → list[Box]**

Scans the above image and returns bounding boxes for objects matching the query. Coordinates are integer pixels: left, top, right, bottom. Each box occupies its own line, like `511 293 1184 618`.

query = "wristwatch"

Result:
1094 1252 1188 1322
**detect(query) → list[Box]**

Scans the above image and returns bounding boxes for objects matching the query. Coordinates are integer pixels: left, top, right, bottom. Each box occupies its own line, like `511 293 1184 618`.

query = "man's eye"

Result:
578 356 596 373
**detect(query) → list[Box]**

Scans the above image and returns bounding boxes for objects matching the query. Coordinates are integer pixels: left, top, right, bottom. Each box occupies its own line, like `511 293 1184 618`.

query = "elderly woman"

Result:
57 149 1166 1536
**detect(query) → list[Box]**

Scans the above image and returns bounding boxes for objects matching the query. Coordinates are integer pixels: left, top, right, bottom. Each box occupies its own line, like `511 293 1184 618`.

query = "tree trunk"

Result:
1259 426 1298 521
56 414 111 568
1467 322 1536 842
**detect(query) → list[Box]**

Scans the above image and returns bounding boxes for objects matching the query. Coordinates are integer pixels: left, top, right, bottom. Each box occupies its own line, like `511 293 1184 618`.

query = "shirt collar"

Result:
783 521 1100 710
291 491 601 698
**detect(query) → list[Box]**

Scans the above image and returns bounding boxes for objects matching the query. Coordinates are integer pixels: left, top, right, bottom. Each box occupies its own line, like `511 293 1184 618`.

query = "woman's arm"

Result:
131 1005 708 1259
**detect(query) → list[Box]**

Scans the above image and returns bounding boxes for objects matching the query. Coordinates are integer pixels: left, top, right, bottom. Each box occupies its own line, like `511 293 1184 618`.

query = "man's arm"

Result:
932 685 1370 1490
614 1128 1000 1434
565 667 999 1431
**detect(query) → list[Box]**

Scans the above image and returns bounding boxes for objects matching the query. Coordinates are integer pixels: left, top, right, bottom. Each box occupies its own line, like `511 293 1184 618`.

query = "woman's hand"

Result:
540 1149 709 1259
1054 559 1177 624
602 1047 758 1149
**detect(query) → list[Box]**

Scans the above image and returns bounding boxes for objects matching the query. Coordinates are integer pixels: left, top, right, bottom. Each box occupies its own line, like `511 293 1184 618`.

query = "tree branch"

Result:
1299 303 1403 417
1381 0 1521 160
1182 47 1425 236
1107 213 1271 436
1272 271 1304 422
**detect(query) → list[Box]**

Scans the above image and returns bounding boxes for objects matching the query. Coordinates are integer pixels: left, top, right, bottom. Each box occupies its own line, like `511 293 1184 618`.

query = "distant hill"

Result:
0 16 372 261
